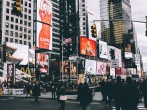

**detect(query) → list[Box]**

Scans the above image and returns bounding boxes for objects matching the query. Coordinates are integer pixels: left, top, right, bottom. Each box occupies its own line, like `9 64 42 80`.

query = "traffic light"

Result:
12 0 22 16
91 23 97 38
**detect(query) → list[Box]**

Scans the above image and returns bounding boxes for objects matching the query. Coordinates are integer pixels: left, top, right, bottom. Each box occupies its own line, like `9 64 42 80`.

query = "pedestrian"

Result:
113 76 124 110
57 85 66 110
121 76 139 110
33 81 41 102
51 82 56 99
140 79 147 109
79 82 93 110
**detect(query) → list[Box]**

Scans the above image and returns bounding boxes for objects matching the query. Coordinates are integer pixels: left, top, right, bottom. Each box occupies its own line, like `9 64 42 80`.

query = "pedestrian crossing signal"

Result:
91 23 97 38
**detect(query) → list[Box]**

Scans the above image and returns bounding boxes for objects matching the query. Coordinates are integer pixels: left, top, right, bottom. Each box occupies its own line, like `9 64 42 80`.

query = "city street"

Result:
0 97 112 110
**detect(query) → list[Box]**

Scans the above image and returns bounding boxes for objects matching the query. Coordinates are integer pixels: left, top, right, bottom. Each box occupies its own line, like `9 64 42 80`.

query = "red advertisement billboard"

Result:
80 36 96 57
37 0 52 50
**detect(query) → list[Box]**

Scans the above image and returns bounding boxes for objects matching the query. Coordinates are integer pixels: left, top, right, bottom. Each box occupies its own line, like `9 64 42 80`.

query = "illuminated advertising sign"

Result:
37 53 48 73
7 63 15 85
96 61 106 75
36 0 52 50
61 61 70 79
85 59 96 75
70 62 77 79
108 46 122 67
80 36 96 57
99 40 108 59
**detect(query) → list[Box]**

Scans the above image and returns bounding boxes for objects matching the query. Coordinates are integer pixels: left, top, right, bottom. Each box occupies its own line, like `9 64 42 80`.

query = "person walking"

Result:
79 82 93 110
33 81 41 102
121 76 139 110
57 85 66 110
51 82 56 99
140 79 147 109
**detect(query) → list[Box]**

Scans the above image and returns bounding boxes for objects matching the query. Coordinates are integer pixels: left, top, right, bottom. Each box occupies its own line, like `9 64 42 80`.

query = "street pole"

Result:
61 36 63 81
146 16 147 36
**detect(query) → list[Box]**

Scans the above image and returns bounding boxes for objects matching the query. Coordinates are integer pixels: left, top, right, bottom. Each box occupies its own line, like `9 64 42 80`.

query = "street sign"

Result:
111 59 119 68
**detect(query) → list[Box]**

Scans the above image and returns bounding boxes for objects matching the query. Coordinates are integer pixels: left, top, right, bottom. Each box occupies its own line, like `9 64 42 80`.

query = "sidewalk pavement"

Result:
2 92 103 101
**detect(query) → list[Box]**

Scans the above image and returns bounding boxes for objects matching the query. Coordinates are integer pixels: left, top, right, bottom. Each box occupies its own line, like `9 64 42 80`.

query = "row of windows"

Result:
5 22 31 33
7 1 31 8
5 30 31 40
5 37 31 45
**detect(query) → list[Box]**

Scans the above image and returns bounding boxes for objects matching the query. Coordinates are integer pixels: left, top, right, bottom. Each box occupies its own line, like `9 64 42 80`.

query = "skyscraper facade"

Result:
100 0 132 49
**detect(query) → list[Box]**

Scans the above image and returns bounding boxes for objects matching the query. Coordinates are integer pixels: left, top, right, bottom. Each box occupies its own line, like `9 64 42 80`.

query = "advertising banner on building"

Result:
108 46 122 67
36 0 52 50
36 22 52 50
80 36 96 57
7 63 15 85
96 61 106 75
61 61 70 79
99 40 108 59
36 53 48 73
85 59 96 75
126 68 137 75
70 62 77 79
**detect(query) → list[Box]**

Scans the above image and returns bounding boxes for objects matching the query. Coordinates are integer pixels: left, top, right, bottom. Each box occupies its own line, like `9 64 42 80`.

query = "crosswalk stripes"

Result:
112 106 147 110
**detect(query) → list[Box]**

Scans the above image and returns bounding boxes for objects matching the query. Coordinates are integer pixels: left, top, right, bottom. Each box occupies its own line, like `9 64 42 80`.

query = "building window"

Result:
24 41 27 45
24 14 27 19
20 20 23 24
6 8 9 13
24 8 27 12
15 39 18 43
5 22 9 28
5 37 8 42
28 29 31 33
28 16 31 20
29 9 31 14
28 35 31 40
29 3 31 7
5 30 9 35
25 2 27 6
19 40 22 44
24 27 27 32
15 25 18 30
10 38 13 42
28 22 31 27
11 17 14 22
10 31 13 36
20 26 23 31
24 34 27 39
15 32 18 37
19 33 22 38
24 21 27 26
6 16 9 21
11 24 14 29
15 18 18 23
7 1 10 6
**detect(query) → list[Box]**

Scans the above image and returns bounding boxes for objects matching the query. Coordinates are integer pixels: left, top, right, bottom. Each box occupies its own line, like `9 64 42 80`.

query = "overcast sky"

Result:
88 0 147 71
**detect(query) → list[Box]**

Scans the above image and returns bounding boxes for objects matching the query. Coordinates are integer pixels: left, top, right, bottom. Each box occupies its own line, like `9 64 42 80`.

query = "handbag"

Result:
59 95 67 101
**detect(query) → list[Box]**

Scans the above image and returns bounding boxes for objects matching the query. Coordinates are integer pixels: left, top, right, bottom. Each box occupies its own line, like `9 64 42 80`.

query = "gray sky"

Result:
88 0 147 71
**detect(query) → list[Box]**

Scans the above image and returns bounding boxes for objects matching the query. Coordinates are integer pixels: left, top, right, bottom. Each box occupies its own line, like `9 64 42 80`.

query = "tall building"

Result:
0 0 60 60
100 0 132 48
59 0 88 59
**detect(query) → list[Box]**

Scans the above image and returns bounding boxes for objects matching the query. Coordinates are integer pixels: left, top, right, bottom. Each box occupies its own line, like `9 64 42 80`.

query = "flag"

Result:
63 38 72 45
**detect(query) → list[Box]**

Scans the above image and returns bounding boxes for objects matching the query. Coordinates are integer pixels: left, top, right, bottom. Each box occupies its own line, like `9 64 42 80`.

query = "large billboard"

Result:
70 62 77 79
37 53 48 73
36 0 52 50
80 36 96 57
85 59 96 75
99 40 108 59
108 46 122 67
61 61 70 79
96 61 106 75
36 22 52 50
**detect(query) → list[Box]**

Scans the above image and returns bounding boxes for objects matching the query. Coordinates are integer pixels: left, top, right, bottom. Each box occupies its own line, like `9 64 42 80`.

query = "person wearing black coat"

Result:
79 82 93 110
33 82 40 102
121 76 139 110
140 79 147 108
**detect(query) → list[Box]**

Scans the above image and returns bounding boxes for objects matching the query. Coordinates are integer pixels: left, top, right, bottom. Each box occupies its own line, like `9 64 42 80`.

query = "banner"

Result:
96 61 106 75
99 40 108 59
36 0 52 50
70 62 77 79
85 59 96 75
7 63 15 85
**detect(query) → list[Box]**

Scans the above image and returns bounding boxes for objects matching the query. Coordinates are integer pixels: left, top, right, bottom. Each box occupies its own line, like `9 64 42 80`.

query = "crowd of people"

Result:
99 76 147 110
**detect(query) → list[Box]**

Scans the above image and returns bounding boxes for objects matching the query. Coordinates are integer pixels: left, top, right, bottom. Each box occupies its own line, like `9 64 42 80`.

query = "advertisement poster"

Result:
99 40 108 59
37 22 52 50
85 59 96 75
36 53 48 73
7 63 15 85
108 46 122 67
70 62 77 79
96 61 106 75
61 61 70 79
37 0 52 50
80 36 96 57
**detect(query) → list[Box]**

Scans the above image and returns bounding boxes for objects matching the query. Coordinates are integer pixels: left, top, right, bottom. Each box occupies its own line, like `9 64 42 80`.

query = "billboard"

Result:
61 61 70 79
36 53 48 73
37 0 52 24
99 40 108 59
36 22 52 50
36 0 52 50
96 61 106 75
126 68 137 75
70 62 77 79
80 36 96 57
85 59 96 75
108 46 122 67
125 52 133 59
